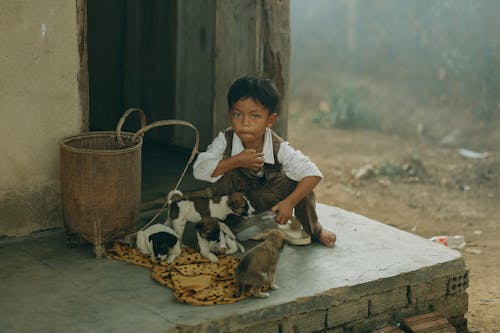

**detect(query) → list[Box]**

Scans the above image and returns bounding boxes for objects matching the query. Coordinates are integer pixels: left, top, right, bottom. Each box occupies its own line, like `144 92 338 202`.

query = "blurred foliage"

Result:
379 161 403 177
378 156 428 180
313 87 381 130
472 101 496 122
291 0 500 120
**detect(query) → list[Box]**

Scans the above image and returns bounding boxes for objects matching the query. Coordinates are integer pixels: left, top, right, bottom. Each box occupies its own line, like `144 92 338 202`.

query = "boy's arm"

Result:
192 132 227 182
211 149 264 177
193 132 265 181
272 142 324 224
271 176 321 224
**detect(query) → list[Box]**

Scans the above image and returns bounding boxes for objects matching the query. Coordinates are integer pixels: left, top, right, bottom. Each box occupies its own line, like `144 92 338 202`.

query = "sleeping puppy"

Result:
235 229 287 298
166 189 254 247
136 224 181 264
195 217 245 263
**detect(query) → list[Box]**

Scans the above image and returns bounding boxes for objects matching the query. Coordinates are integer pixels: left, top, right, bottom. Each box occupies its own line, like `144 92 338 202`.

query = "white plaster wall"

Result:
0 1 83 236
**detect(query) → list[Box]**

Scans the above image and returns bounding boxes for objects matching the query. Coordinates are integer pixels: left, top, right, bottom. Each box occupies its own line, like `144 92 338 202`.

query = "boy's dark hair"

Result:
227 76 280 114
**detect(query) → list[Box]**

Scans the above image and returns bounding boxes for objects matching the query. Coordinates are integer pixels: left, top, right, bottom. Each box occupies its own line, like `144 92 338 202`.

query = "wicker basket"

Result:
60 109 199 258
60 109 145 258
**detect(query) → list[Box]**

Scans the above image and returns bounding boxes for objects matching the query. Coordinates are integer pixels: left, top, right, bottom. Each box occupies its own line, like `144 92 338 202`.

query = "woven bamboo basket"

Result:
60 109 145 258
60 109 199 258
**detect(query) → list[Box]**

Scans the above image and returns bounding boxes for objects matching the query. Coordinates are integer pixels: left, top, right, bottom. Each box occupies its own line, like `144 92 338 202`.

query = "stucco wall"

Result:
0 1 83 236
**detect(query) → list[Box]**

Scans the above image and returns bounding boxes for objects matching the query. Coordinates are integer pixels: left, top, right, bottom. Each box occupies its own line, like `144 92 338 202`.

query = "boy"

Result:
193 76 336 247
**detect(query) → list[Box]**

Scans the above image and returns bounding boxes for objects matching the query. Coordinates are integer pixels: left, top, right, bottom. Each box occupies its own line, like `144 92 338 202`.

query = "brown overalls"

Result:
210 129 323 239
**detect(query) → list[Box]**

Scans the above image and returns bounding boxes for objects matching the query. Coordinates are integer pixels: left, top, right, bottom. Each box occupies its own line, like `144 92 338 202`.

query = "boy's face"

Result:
229 98 277 149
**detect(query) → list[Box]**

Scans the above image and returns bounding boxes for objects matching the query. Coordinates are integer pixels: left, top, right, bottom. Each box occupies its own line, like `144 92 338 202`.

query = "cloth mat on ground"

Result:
105 243 267 305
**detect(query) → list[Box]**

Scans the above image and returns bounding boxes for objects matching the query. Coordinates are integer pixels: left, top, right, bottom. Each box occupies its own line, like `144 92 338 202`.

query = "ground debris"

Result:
350 156 430 184
401 312 456 332
465 248 483 255
351 164 374 180
449 156 499 189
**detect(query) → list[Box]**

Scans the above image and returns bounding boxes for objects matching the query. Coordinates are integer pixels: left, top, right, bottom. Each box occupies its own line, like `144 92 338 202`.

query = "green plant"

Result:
472 100 496 122
313 87 381 130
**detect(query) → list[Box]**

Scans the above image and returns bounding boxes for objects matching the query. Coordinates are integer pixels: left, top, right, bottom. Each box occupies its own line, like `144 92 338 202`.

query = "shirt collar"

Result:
231 127 275 164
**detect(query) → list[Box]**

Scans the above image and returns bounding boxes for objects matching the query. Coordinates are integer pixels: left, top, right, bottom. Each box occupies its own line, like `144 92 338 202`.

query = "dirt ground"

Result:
288 114 500 332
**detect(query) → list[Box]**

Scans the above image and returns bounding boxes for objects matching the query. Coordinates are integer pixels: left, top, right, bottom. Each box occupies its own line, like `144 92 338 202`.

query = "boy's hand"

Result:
271 200 294 225
236 149 265 171
270 176 321 225
210 148 264 177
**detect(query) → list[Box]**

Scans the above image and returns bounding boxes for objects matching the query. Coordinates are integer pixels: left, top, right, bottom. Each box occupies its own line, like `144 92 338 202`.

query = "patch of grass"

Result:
375 155 429 181
313 87 381 130
378 161 403 176
472 100 497 122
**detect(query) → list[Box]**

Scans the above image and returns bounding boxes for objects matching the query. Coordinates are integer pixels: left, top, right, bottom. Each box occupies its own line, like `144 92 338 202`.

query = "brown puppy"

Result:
166 190 255 247
235 229 287 298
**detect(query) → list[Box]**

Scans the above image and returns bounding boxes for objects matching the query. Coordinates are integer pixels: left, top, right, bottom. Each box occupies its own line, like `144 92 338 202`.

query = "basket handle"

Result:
115 108 147 147
132 119 200 233
132 120 200 191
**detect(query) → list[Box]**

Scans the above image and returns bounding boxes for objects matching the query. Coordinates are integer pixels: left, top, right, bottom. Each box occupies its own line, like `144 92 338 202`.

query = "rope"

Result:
127 119 200 234
114 110 201 243
138 144 199 231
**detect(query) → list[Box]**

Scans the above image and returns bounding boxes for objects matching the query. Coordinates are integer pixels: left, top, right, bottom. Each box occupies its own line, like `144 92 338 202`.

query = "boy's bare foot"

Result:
318 229 336 247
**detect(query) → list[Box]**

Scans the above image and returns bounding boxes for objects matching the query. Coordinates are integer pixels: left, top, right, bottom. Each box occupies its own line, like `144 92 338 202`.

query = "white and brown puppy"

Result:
195 217 245 263
166 189 255 246
235 229 287 298
136 224 181 264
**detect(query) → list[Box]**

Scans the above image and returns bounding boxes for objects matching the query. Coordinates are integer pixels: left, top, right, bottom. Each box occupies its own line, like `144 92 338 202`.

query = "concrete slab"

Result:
0 204 468 333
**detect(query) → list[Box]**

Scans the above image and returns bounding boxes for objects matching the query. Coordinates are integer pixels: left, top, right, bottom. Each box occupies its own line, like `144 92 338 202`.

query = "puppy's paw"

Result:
224 247 237 255
253 291 270 298
207 253 219 263
166 255 178 264
270 284 279 290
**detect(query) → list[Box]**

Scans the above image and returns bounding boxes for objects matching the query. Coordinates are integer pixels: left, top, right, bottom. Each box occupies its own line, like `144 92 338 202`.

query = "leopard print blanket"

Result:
105 243 267 305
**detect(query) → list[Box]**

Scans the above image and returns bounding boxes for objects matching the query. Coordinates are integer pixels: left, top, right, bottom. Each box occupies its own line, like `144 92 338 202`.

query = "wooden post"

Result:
213 0 290 139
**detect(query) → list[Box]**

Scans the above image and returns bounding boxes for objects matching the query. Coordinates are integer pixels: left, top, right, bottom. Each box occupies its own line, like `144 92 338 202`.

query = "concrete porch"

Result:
0 203 468 333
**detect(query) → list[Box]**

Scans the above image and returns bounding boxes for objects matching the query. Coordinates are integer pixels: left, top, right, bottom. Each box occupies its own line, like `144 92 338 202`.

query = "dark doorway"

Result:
87 0 176 143
87 0 205 207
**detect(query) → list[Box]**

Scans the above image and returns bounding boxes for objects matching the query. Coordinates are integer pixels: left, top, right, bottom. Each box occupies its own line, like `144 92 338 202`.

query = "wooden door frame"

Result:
76 0 290 142
77 0 89 132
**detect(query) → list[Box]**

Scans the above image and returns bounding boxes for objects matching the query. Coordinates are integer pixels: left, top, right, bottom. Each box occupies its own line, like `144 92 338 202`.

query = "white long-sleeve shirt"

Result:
193 128 323 183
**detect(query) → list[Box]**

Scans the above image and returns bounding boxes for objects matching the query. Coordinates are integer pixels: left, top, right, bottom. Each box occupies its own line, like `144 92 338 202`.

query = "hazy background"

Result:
290 0 500 150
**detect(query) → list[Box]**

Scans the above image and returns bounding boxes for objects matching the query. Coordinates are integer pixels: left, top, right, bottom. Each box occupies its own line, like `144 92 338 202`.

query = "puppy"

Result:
136 224 181 264
235 229 287 298
166 189 255 246
195 217 245 263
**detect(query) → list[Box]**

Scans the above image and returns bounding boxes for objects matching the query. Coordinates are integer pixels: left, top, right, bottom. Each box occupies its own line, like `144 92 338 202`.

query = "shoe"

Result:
277 217 311 246
248 216 311 246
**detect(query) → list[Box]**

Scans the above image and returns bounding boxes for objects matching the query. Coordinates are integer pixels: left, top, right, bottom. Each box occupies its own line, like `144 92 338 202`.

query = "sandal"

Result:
249 216 311 246
276 217 311 246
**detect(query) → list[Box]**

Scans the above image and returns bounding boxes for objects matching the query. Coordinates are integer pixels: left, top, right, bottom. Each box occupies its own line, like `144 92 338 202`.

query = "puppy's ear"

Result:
195 221 204 231
227 193 236 208
149 232 177 257
164 233 178 247
227 192 243 210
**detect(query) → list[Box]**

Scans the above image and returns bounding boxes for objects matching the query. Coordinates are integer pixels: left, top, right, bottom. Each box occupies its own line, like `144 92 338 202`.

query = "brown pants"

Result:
210 168 323 239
